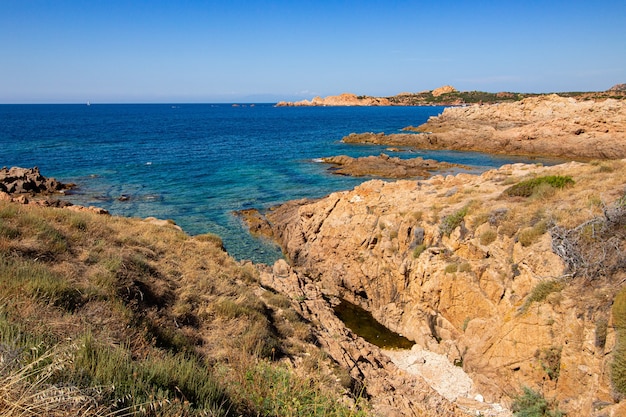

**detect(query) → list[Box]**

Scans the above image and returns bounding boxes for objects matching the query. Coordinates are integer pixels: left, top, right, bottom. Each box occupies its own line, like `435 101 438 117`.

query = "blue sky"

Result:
1 0 625 103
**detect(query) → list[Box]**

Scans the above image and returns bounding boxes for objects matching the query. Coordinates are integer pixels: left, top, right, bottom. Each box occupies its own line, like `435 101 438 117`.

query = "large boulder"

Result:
0 166 72 195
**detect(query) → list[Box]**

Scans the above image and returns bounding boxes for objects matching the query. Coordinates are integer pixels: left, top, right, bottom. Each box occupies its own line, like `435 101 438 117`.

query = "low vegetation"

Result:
612 287 626 396
0 201 366 416
520 279 565 314
503 175 574 198
439 205 469 236
511 386 563 417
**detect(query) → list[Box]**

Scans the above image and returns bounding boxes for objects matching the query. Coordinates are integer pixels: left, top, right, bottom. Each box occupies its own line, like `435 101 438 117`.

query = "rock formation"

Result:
321 153 471 178
0 166 109 214
432 85 458 97
344 95 626 159
254 160 626 416
0 166 72 195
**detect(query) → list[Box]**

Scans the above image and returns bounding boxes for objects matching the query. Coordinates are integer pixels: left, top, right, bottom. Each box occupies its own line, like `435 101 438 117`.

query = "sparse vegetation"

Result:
551 193 626 279
538 347 562 381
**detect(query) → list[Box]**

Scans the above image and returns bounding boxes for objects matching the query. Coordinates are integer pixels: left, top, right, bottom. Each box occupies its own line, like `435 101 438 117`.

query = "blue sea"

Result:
1 104 560 263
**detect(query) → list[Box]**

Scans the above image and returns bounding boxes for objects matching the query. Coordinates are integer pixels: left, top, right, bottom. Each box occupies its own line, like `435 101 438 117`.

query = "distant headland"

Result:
276 83 626 107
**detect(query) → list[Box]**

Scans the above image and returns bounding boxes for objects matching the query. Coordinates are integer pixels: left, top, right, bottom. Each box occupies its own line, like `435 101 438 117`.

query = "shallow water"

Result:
1 104 561 263
333 299 414 349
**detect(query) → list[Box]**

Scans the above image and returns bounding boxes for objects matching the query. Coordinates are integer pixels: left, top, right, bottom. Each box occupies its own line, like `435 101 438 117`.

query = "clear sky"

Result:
1 0 625 103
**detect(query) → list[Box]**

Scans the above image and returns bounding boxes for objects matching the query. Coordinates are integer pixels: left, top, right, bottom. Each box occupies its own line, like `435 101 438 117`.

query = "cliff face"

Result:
345 95 626 159
261 160 626 416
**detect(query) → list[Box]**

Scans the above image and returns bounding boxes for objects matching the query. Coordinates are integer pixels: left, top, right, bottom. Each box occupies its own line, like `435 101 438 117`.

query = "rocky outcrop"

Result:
0 167 110 215
0 166 72 195
276 93 392 107
432 85 458 97
345 95 626 159
256 160 626 416
321 153 470 178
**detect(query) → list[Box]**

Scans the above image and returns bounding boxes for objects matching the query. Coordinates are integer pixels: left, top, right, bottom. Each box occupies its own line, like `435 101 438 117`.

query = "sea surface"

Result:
1 104 560 263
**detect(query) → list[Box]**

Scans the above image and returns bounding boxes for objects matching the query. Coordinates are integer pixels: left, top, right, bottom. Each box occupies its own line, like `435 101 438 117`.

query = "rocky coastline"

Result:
343 94 626 160
6 86 626 416
253 159 626 416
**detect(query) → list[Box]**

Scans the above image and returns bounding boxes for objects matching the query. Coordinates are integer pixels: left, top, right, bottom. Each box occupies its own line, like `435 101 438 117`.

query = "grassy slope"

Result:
0 202 365 416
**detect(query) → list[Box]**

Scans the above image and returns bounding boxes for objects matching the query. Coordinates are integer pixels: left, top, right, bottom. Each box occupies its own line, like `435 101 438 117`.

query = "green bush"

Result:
511 386 563 417
503 176 574 198
412 244 427 258
440 206 468 236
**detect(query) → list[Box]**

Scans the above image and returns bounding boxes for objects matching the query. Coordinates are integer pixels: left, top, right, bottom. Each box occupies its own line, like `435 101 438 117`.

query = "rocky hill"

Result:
254 160 626 416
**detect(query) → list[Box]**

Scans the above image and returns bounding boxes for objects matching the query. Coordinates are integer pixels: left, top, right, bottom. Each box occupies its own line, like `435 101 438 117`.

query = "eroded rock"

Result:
252 160 626 416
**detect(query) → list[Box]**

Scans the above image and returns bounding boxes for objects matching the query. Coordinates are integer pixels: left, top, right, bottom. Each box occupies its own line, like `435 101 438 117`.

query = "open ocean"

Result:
1 104 560 263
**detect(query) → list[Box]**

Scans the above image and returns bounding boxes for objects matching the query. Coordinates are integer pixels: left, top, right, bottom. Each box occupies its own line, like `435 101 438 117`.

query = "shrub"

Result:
538 347 562 381
520 279 564 313
479 229 497 245
445 263 458 274
412 244 427 258
440 206 468 236
511 386 563 417
518 220 547 247
503 175 574 198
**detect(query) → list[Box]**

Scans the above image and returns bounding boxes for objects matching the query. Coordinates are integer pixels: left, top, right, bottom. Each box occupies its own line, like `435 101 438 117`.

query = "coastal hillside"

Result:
0 188 369 416
276 84 626 107
254 159 626 417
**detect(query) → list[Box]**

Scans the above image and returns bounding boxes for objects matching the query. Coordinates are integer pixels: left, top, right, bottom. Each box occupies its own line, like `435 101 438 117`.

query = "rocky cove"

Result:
3 94 626 416
243 95 626 416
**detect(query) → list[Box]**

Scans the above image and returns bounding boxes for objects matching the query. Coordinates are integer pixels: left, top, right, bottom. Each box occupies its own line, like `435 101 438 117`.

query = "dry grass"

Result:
0 201 366 416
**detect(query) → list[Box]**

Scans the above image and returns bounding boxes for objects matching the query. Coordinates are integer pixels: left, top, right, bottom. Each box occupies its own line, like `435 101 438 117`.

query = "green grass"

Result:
503 176 574 198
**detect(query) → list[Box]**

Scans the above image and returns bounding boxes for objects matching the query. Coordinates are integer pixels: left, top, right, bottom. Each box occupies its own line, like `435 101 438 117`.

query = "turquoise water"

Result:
1 104 559 263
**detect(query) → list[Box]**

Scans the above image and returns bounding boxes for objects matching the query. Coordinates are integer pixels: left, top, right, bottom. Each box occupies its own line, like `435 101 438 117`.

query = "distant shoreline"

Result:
276 84 626 107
